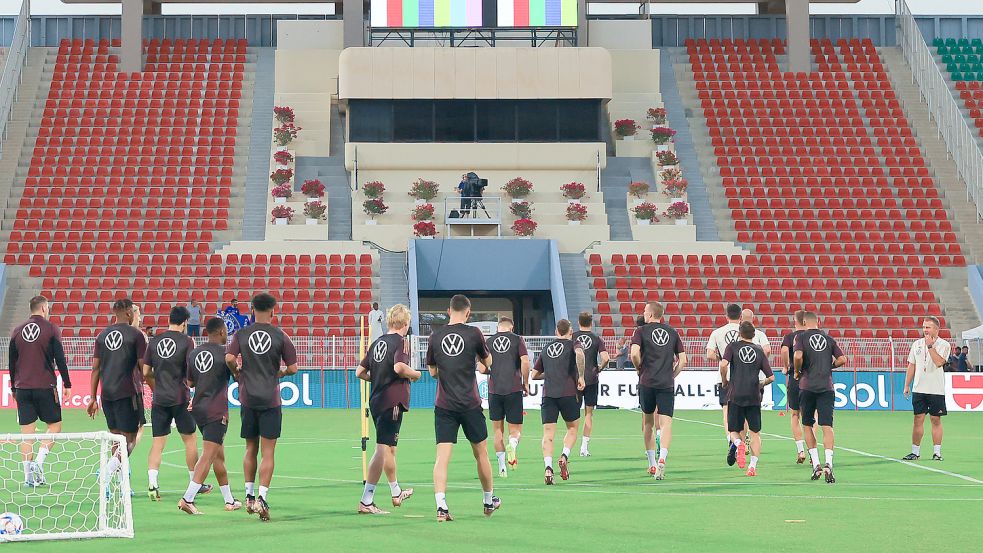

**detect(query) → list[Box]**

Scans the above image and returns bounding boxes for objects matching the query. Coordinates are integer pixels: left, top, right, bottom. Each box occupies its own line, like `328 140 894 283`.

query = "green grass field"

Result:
3 408 982 552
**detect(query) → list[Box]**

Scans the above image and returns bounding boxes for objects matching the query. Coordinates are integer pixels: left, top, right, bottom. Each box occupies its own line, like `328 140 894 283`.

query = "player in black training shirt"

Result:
225 293 298 521
480 317 529 477
572 311 608 457
794 311 847 484
426 295 500 522
630 302 686 480
780 310 809 464
9 296 71 487
356 304 421 515
143 306 208 502
87 298 149 480
179 317 242 515
532 319 585 485
720 322 774 477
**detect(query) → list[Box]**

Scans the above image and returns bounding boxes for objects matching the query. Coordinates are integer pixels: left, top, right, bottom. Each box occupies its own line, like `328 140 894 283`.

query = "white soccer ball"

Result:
0 512 24 535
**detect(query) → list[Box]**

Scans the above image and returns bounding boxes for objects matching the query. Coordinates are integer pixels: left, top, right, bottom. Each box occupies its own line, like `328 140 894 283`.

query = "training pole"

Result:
359 315 369 484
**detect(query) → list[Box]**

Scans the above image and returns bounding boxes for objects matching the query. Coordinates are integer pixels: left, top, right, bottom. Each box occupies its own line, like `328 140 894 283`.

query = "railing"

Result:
0 0 29 160
896 0 983 222
441 196 503 238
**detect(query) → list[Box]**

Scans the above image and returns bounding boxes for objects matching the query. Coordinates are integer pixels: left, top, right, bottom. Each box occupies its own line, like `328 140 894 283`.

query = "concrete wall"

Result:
414 239 552 291
276 20 344 50
588 20 652 50
274 48 339 157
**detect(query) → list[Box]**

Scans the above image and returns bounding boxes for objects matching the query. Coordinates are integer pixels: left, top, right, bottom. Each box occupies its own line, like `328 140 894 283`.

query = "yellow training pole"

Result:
359 315 370 484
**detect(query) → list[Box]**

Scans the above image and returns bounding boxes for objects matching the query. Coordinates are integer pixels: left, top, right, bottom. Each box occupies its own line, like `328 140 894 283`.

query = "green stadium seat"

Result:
945 38 957 46
932 38 943 47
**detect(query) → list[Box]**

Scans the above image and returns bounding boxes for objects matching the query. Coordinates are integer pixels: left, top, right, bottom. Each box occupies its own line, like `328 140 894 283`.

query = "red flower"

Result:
270 168 293 185
614 119 640 137
566 202 588 221
561 182 587 200
512 218 538 237
413 221 437 237
274 106 295 124
363 181 385 199
270 205 295 222
301 179 325 198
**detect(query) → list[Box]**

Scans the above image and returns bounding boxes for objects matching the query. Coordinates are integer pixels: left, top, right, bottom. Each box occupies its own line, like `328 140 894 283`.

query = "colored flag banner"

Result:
497 0 577 27
370 0 483 27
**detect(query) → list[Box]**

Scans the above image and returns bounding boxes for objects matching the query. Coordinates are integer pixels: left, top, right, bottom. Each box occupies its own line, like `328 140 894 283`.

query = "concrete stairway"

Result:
598 157 645 241
377 251 409 312
241 48 275 241
295 104 351 241
559 253 591 320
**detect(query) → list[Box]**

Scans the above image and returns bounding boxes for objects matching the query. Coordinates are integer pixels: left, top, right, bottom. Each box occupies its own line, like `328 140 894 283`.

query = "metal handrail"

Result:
896 0 983 222
0 0 30 160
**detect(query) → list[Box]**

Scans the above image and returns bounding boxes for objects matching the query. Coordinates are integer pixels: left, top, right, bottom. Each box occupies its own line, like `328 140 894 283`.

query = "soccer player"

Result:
144 306 209 501
707 304 742 443
720 322 775 476
356 304 421 515
780 311 808 464
532 319 585 485
572 312 609 457
87 298 149 481
179 317 243 515
902 316 951 461
9 295 71 487
426 294 500 522
225 293 298 522
740 309 772 355
481 317 530 477
794 312 847 483
631 302 686 480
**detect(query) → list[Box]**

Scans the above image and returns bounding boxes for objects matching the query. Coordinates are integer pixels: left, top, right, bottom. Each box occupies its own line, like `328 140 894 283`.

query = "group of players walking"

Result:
7 291 953 523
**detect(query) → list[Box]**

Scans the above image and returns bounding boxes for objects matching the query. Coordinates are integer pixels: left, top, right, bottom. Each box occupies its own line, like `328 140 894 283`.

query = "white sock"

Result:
795 440 805 453
23 461 32 482
482 490 493 505
389 481 402 497
183 481 201 503
107 456 121 475
824 449 834 467
933 444 942 456
188 471 195 481
258 485 269 500
734 438 743 448
361 483 376 505
435 492 448 510
496 451 506 470
912 444 921 456
749 456 759 469
545 456 553 468
36 447 49 467
220 484 234 504
561 447 571 458
658 448 668 463
581 436 591 449
148 469 159 488
808 448 820 468
645 450 657 467
508 436 519 450
245 482 255 497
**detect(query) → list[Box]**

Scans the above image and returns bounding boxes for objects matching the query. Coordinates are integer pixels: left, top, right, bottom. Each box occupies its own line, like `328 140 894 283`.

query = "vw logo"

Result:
21 323 41 343
105 330 124 351
194 351 214 373
545 342 564 359
441 333 465 357
652 328 670 347
248 330 272 355
156 337 177 359
576 334 593 351
372 340 388 363
809 334 828 352
492 335 512 354
725 329 739 344
738 345 757 364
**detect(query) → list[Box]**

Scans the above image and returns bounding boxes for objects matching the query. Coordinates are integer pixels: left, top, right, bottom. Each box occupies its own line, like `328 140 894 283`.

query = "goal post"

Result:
0 432 134 542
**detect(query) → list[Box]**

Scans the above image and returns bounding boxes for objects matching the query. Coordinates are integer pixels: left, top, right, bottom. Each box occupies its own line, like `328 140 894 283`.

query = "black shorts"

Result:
639 385 674 417
151 403 196 437
240 405 282 440
197 418 229 445
786 376 801 411
727 403 762 433
434 407 487 444
488 392 524 424
371 404 405 446
103 395 145 434
799 389 835 427
912 392 947 417
541 396 580 424
579 383 599 408
718 383 728 407
15 389 62 426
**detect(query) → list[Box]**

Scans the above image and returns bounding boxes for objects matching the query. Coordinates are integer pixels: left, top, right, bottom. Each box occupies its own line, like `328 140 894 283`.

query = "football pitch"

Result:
4 408 982 552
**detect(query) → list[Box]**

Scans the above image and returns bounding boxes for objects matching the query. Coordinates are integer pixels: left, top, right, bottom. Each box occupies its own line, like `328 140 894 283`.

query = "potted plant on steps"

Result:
362 180 385 200
566 202 588 226
304 200 326 225
631 202 659 226
273 123 301 150
271 205 295 226
270 168 293 186
509 200 533 219
408 178 439 205
274 106 295 124
628 181 650 206
512 218 537 238
363 198 388 224
614 118 640 141
301 178 325 200
411 203 435 222
561 182 587 204
273 150 293 168
271 184 293 204
663 177 688 200
650 126 676 151
502 177 533 203
664 200 690 226
655 150 678 169
414 221 437 239
647 107 667 125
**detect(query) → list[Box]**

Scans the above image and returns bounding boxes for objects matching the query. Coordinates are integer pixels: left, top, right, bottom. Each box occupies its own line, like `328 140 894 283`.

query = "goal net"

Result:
0 432 134 542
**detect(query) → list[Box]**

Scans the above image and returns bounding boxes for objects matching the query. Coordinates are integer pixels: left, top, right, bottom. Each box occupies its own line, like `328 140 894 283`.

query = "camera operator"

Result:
463 172 487 218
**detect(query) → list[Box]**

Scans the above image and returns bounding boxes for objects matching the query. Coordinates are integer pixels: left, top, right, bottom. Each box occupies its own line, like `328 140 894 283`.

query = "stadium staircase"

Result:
584 38 964 342
295 104 351 242
241 47 274 242
598 157 647 241
377 251 409 312
560 253 593 320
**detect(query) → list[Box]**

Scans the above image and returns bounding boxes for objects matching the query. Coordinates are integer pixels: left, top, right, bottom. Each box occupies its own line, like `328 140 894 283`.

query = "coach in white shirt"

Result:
367 302 385 343
902 316 951 461
741 309 771 356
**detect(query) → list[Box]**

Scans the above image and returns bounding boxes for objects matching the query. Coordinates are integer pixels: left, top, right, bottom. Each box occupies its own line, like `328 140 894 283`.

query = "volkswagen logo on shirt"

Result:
105 330 124 351
809 334 828 352
738 345 758 364
652 328 670 347
545 342 565 359
156 338 177 359
576 334 593 351
248 330 272 355
372 340 388 363
492 335 512 354
725 330 739 344
21 323 41 343
194 351 214 373
441 333 465 357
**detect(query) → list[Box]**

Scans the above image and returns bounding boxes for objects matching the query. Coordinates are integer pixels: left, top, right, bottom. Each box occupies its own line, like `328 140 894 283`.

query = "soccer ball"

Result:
0 513 24 535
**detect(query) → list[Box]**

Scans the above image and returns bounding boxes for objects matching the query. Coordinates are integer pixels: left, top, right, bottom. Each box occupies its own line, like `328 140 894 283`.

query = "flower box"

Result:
365 220 378 226
274 196 287 205
560 182 587 201
503 177 533 200
637 219 651 226
274 218 288 225
675 218 688 226
568 220 581 226
270 205 295 225
301 179 325 199
614 118 640 138
306 218 318 225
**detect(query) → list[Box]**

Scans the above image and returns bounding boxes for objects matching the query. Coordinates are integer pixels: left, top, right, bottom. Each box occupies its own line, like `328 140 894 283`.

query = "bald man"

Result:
740 310 772 356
